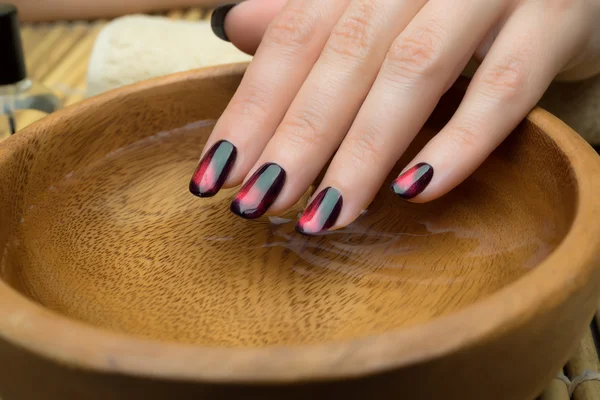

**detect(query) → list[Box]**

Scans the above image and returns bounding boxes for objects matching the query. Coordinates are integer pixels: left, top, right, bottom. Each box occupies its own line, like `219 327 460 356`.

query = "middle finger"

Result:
232 0 427 219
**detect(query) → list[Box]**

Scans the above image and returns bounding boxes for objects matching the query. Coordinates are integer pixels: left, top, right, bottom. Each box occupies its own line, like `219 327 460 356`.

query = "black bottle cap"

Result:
0 4 26 85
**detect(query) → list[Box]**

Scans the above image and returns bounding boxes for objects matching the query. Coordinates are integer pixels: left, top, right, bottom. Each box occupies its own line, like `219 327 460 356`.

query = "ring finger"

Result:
298 0 507 234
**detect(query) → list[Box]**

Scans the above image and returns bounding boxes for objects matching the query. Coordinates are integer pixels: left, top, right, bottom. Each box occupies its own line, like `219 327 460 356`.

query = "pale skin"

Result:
202 0 600 233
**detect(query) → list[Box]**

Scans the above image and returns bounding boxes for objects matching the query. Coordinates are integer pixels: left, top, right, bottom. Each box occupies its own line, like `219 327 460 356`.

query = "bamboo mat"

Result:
7 8 600 400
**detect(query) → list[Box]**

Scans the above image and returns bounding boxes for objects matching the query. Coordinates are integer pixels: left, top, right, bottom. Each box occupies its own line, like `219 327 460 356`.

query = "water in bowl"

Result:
4 120 562 346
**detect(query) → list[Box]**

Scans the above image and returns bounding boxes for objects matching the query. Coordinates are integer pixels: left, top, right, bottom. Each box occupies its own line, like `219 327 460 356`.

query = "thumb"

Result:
211 0 287 55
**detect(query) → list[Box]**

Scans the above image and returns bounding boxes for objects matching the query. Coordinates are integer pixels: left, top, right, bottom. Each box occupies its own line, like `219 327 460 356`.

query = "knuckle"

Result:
228 82 272 120
386 22 446 81
278 106 326 148
480 55 527 101
265 6 318 48
447 122 481 150
548 0 578 11
344 129 382 167
326 0 379 61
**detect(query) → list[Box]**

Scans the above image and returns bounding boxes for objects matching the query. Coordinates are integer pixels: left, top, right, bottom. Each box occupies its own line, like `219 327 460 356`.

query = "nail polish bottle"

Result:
0 4 60 139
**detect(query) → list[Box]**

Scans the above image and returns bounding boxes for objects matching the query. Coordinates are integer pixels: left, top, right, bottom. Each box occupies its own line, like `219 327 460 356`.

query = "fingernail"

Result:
211 3 238 42
189 140 237 197
230 163 286 219
391 163 434 199
296 187 343 236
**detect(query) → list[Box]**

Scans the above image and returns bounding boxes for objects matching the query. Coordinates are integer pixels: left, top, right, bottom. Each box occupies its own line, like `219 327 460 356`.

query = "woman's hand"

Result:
190 0 600 235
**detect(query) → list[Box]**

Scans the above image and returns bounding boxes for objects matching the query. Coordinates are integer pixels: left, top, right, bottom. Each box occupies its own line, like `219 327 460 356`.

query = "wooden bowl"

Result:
1 63 599 400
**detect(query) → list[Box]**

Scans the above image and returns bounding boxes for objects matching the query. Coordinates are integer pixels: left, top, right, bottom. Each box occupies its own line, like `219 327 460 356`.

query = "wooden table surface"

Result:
4 7 600 400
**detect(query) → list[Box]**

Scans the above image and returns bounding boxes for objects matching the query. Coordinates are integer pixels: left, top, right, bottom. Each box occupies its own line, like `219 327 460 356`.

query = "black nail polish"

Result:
230 163 286 219
189 140 237 198
211 3 238 42
296 187 343 236
391 163 434 199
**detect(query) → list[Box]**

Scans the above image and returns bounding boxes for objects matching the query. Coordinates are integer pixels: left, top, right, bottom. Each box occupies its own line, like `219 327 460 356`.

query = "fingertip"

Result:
221 0 287 55
211 4 237 42
295 187 343 235
390 162 435 201
396 190 439 204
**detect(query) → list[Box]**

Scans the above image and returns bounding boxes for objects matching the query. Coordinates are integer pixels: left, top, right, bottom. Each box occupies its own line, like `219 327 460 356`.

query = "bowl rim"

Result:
1 63 599 383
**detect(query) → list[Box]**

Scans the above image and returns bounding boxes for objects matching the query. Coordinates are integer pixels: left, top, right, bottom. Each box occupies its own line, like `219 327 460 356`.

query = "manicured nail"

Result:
211 3 238 42
391 162 434 199
230 163 286 219
296 187 343 236
189 140 237 198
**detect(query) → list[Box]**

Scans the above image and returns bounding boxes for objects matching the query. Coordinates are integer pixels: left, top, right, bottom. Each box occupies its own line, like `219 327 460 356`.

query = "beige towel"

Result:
87 15 599 145
86 15 252 97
